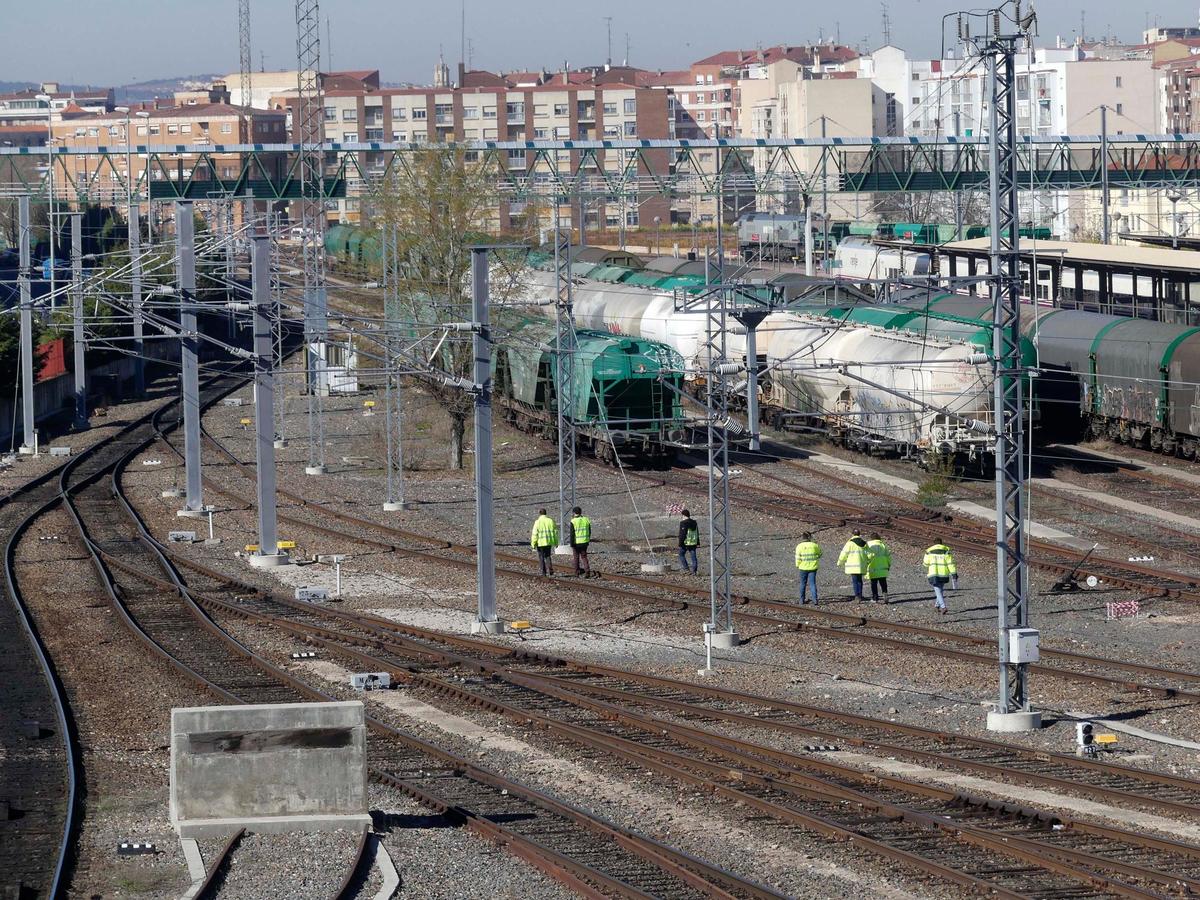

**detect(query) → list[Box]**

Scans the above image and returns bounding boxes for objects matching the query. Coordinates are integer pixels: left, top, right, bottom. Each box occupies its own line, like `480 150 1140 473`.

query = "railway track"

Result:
139 548 1200 898
0 454 82 897
112 378 1200 895
67 380 790 899
165 414 1200 709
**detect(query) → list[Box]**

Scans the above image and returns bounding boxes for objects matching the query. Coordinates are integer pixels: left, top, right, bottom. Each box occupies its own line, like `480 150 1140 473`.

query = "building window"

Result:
365 127 384 140
462 106 478 119
221 123 232 133
623 120 637 136
603 125 620 138
343 132 357 142
413 130 427 143
553 103 568 116
342 108 357 121
697 111 706 121
324 105 336 121
1115 102 1123 115
603 101 617 115
553 126 570 138
533 104 547 116
392 130 407 141
534 127 548 138
1115 76 1123 88
482 105 496 118
180 124 191 133
167 124 178 134
137 125 147 135
412 107 427 120
626 210 639 226
392 107 407 119
506 101 525 122
435 103 453 124
483 127 498 139
149 125 160 135
624 98 636 115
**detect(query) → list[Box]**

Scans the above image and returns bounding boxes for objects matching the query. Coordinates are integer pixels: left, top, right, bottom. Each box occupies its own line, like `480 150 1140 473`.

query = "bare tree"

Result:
371 148 532 469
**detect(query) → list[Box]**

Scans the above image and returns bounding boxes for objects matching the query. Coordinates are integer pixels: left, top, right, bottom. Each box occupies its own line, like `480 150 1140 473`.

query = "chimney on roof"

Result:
563 60 569 84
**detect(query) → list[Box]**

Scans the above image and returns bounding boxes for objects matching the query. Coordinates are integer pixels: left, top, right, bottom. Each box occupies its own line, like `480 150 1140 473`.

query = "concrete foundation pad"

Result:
305 465 328 476
248 553 292 569
161 488 185 499
552 545 573 556
175 813 372 839
176 508 205 519
382 501 410 512
17 445 35 456
696 667 717 677
640 563 666 575
710 631 740 649
203 538 222 547
273 439 289 449
471 619 505 635
986 709 1043 732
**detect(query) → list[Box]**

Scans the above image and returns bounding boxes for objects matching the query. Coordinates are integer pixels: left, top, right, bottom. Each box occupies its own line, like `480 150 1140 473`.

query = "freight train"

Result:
524 251 1200 464
490 313 686 466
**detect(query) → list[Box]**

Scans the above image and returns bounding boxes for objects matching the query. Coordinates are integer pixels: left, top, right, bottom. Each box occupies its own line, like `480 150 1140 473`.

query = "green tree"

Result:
370 148 531 469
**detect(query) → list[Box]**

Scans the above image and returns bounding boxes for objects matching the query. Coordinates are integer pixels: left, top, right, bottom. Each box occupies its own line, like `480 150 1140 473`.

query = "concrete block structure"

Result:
170 701 371 837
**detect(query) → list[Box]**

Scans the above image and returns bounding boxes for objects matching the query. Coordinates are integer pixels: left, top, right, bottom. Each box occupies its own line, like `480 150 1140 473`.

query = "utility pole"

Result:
382 223 407 511
70 213 86 430
18 196 36 456
605 16 613 66
953 110 965 240
553 205 577 553
248 221 288 568
129 203 145 395
820 115 829 273
176 201 205 518
1100 104 1111 244
296 0 328 476
470 247 502 634
982 19 1040 733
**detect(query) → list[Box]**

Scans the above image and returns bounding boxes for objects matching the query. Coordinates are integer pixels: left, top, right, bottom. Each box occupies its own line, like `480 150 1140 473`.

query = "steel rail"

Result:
194 828 245 900
189 587 1191 898
86 395 790 900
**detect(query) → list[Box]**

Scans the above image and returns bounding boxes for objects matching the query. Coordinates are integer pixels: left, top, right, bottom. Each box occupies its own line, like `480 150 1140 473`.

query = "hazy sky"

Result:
6 0 1200 87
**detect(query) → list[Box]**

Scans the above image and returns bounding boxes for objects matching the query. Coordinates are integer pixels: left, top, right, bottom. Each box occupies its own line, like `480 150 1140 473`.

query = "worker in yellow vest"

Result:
866 532 891 604
530 508 559 577
568 506 594 578
837 530 872 602
794 532 822 605
923 539 958 614
677 508 700 575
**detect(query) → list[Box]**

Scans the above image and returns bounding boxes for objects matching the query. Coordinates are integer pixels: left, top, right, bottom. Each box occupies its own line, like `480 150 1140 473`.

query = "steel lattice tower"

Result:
553 204 577 542
238 0 252 110
296 0 327 472
984 30 1032 718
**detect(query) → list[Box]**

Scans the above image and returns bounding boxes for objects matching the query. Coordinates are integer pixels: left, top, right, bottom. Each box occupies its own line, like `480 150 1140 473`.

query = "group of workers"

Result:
532 508 957 612
796 530 957 612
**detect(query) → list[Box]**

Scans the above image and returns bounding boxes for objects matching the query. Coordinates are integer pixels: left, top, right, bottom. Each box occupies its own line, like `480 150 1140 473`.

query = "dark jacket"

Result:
678 517 699 549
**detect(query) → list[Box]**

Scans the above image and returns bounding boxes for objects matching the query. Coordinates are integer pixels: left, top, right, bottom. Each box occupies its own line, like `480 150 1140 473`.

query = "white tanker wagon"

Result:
521 269 995 462
753 314 995 461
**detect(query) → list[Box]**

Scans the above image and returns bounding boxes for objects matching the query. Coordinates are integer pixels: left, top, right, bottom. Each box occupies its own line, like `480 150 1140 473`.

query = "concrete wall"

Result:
170 701 370 837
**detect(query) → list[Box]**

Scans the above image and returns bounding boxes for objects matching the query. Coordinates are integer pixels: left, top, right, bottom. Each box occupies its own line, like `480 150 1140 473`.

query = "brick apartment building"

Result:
50 85 287 226
271 67 670 231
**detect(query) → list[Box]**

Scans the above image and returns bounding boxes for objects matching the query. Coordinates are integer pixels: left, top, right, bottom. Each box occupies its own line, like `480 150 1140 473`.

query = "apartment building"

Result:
50 93 287 213
0 82 114 127
273 67 670 230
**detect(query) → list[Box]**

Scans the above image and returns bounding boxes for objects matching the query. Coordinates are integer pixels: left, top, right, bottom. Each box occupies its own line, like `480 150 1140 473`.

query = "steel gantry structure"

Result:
18 133 1200 206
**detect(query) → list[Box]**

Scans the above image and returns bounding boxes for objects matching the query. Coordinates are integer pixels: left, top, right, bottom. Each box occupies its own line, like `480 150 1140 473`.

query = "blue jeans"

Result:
850 573 864 598
930 578 947 609
678 547 698 573
798 570 818 603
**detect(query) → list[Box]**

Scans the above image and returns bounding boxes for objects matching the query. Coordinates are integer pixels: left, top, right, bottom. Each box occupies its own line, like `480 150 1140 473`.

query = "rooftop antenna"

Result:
881 2 892 46
836 20 841 44
326 15 332 71
260 50 265 72
605 16 613 66
625 32 631 66
460 0 466 73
